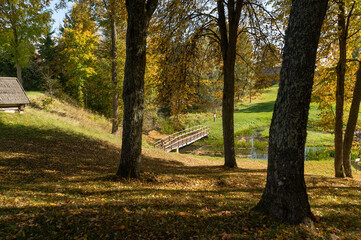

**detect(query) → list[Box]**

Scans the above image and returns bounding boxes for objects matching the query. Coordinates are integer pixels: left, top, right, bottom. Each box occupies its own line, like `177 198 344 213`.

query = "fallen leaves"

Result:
1 112 361 239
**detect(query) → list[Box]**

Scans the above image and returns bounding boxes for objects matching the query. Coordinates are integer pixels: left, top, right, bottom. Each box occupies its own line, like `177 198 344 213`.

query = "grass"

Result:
0 91 361 239
199 85 334 149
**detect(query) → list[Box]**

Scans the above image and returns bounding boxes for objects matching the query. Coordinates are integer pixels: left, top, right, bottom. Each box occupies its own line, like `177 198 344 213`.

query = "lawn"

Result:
200 85 334 150
0 92 360 239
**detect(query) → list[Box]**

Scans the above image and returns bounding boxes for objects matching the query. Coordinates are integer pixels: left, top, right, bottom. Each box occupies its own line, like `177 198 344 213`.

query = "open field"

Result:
0 92 360 239
201 85 334 148
187 85 334 158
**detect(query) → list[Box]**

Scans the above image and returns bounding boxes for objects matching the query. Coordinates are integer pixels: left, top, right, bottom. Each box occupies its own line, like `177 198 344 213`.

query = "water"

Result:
246 138 324 160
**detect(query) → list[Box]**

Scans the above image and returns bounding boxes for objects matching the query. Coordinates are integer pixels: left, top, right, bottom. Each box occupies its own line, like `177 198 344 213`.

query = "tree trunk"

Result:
334 0 346 178
342 61 361 178
254 0 328 224
222 63 237 167
16 60 22 85
116 0 158 178
110 1 119 135
217 0 244 168
12 20 22 85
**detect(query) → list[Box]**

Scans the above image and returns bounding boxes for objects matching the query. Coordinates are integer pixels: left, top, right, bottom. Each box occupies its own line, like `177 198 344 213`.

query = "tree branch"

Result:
146 0 158 19
345 1 355 37
217 0 228 53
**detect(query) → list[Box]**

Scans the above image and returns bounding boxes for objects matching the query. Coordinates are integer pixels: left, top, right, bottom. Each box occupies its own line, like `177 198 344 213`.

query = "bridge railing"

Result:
154 125 210 152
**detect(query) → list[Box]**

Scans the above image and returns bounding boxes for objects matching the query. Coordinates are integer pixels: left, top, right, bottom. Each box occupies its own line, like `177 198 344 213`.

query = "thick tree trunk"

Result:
116 0 157 178
217 0 244 168
254 0 328 224
110 1 119 135
334 1 346 178
16 60 22 85
222 62 237 167
342 61 361 178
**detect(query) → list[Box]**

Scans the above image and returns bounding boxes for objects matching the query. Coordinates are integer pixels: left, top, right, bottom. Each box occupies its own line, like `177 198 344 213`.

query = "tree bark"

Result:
116 0 158 178
334 0 346 178
110 0 119 135
254 0 328 224
342 61 361 178
217 0 244 168
16 60 22 85
12 23 22 85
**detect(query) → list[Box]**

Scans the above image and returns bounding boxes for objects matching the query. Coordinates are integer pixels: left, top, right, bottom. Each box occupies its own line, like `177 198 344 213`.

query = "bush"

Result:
305 147 333 161
236 140 252 149
253 140 268 150
159 118 176 134
41 96 55 109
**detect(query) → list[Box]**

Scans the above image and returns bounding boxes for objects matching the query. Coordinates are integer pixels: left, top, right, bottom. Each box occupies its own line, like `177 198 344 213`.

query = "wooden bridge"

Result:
154 126 210 152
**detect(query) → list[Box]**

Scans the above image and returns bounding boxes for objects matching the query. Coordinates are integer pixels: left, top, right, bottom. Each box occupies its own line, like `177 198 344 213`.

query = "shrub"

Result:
305 148 333 161
41 96 55 109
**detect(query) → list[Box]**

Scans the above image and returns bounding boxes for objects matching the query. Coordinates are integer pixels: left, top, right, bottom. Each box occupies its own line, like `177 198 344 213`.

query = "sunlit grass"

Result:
199 85 334 148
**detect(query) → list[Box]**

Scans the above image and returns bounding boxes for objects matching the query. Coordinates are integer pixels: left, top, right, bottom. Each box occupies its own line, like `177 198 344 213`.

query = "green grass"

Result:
306 131 334 147
199 85 334 148
1 91 361 239
3 92 123 145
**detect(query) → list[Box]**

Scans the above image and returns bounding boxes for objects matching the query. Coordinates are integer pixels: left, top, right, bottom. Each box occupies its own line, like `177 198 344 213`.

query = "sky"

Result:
50 0 73 34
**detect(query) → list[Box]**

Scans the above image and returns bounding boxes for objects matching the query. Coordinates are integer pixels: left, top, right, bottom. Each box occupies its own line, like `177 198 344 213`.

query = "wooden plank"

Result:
155 126 210 152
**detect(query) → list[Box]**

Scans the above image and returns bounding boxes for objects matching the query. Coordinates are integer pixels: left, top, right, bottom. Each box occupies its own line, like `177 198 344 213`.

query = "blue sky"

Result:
50 0 73 34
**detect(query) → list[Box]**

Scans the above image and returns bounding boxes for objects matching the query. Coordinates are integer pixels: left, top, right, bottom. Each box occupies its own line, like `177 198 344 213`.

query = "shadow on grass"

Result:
0 119 266 184
1 197 360 239
0 121 121 183
0 201 269 239
1 117 361 239
235 101 275 113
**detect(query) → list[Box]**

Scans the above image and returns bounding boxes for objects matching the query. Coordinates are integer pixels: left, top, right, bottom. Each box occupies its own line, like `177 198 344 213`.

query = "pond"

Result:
243 138 328 160
179 137 329 161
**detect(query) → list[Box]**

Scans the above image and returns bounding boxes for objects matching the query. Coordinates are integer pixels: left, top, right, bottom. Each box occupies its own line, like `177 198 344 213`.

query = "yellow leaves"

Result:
177 211 190 216
113 224 126 230
58 1 100 105
123 207 132 213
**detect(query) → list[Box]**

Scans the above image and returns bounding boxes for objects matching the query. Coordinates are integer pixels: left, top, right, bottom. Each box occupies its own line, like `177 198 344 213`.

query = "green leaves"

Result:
59 2 99 106
0 0 51 67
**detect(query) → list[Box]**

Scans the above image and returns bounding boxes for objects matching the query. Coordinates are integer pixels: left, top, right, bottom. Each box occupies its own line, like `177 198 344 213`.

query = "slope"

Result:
0 92 360 239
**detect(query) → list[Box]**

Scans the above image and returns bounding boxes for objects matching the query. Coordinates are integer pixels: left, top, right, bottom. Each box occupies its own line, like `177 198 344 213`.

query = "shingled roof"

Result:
0 77 30 106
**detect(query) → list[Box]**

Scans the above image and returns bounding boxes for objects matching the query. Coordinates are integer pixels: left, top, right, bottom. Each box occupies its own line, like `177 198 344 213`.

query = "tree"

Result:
93 0 126 135
334 0 348 178
254 0 328 224
342 60 361 178
109 0 120 135
153 36 215 118
148 0 275 167
38 28 57 76
0 0 51 84
253 43 281 90
217 0 245 168
59 1 99 106
116 0 158 178
311 0 361 178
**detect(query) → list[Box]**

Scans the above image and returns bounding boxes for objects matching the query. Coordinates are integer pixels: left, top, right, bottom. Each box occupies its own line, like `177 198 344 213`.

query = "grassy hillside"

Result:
1 92 122 145
0 91 360 239
199 85 334 149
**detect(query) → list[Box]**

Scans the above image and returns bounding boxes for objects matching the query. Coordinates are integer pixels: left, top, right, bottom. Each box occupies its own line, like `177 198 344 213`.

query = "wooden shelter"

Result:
0 77 30 113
